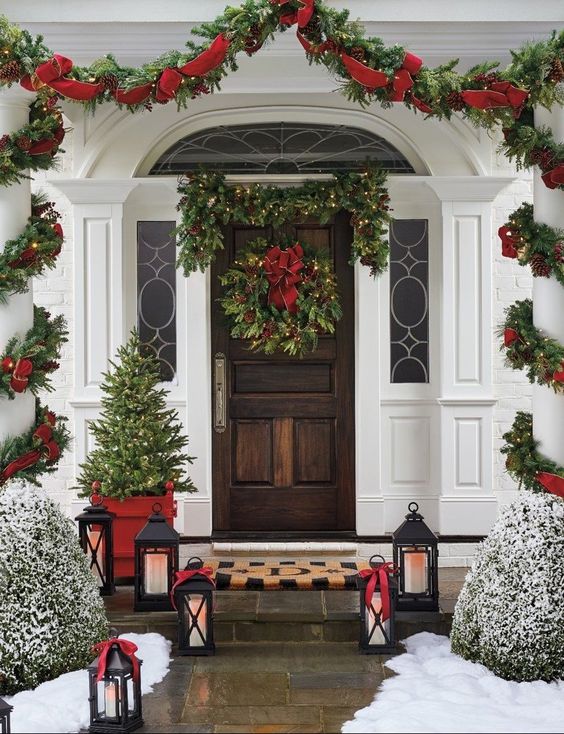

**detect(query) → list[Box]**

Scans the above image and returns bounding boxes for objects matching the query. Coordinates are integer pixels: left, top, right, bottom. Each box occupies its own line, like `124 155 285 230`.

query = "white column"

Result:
0 87 35 443
533 106 564 466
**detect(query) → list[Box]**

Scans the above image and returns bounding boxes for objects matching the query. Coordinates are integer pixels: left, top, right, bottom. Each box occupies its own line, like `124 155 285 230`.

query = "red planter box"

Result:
104 490 177 581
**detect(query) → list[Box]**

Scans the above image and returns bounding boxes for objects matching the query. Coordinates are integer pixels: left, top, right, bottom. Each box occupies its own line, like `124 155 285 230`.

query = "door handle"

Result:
214 352 226 433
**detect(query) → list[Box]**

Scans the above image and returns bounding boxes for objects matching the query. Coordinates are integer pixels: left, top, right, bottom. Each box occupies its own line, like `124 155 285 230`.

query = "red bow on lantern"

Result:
170 567 216 611
541 163 564 190
536 472 564 499
503 328 520 347
498 225 520 259
358 562 397 623
263 244 304 314
461 82 529 117
91 638 141 682
21 55 103 101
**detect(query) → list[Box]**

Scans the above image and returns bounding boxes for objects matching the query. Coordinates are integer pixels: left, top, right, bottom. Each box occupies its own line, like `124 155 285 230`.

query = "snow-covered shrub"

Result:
0 480 108 694
451 491 564 682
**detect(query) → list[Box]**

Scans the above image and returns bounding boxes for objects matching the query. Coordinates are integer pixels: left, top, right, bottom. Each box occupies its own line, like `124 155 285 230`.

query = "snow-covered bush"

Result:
451 491 564 682
0 480 108 694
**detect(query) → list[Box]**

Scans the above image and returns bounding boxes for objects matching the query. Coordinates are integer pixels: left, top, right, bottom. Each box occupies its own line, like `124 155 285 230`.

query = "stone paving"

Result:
114 568 468 734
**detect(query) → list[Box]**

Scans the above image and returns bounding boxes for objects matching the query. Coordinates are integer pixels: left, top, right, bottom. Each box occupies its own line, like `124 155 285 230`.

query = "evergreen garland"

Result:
0 193 64 304
501 411 564 493
500 299 564 393
176 167 391 276
0 305 68 399
219 237 342 356
499 202 564 286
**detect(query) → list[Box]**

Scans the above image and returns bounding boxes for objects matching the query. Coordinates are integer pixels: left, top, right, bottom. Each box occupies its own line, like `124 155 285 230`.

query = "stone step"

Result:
107 588 454 645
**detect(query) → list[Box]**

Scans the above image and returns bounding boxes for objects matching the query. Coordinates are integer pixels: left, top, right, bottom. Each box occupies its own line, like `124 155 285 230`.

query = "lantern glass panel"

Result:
365 591 390 646
401 546 430 596
87 523 106 587
142 548 172 595
184 593 208 648
96 678 121 720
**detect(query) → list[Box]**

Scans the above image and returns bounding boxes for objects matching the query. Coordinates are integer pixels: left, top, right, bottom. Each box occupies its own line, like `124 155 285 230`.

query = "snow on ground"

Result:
343 632 564 734
6 632 171 734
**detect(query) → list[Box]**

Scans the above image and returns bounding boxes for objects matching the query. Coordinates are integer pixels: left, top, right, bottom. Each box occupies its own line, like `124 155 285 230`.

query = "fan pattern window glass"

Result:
137 221 177 382
149 122 415 175
389 220 429 383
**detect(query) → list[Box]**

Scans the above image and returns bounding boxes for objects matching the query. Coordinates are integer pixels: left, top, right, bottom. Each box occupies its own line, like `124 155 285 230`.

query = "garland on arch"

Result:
502 411 564 498
498 202 564 286
0 401 70 486
0 305 68 399
500 299 564 393
219 237 341 356
176 167 391 276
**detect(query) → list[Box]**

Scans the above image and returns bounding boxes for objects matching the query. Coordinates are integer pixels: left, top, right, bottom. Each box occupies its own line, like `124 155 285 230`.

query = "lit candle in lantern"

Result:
188 595 207 647
145 553 168 594
104 681 118 718
366 591 387 645
87 527 105 586
404 549 427 594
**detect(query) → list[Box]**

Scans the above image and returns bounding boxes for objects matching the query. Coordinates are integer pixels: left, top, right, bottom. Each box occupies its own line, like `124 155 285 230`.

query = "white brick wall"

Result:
30 127 534 541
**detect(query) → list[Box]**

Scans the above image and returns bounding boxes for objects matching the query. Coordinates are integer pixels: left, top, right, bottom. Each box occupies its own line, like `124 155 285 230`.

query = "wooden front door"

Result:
211 211 355 533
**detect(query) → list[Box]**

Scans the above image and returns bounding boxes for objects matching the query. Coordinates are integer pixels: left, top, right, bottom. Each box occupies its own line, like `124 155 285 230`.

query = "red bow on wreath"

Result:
461 82 529 117
91 638 141 682
170 567 216 611
498 225 520 259
358 562 397 623
503 328 520 347
21 54 103 101
1 357 33 393
263 244 304 314
0 413 60 483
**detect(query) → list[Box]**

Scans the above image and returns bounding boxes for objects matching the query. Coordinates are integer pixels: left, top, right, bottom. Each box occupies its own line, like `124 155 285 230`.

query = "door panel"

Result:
211 211 355 532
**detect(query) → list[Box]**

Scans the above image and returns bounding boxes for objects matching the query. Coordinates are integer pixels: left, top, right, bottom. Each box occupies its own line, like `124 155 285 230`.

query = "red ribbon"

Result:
22 55 103 101
178 34 231 76
341 51 422 100
114 83 153 105
461 82 529 117
498 225 520 259
10 358 33 393
263 244 304 314
170 567 215 611
276 0 314 27
0 414 60 483
553 363 564 382
536 472 564 499
504 328 520 347
541 163 564 190
358 562 397 623
91 639 141 683
156 67 183 102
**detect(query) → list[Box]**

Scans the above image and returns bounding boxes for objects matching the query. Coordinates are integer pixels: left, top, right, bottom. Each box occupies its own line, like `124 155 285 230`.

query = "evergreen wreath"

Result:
0 305 68 399
501 411 564 494
0 401 70 486
219 237 342 357
0 193 64 304
500 299 564 393
498 202 564 285
176 167 391 277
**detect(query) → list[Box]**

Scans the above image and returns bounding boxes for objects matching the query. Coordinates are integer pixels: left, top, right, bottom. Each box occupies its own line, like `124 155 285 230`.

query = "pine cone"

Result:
234 294 247 305
554 243 564 263
529 252 552 277
324 39 339 54
191 82 210 98
473 72 498 86
539 148 556 171
0 134 10 151
16 135 32 151
99 72 119 92
349 46 365 62
446 91 466 111
188 224 201 236
301 17 320 36
243 310 255 323
0 60 21 83
548 58 564 83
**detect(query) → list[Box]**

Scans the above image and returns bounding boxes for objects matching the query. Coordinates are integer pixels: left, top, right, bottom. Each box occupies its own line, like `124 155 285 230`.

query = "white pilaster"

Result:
533 106 564 466
0 87 36 443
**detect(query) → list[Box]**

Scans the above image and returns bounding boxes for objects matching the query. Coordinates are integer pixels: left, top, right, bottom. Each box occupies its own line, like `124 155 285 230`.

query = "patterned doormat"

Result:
201 560 371 590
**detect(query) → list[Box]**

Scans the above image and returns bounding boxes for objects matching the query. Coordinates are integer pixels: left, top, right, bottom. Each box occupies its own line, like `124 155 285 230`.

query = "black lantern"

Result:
358 555 397 654
393 502 439 612
173 556 215 657
0 697 12 734
88 638 143 733
76 492 115 596
134 502 179 612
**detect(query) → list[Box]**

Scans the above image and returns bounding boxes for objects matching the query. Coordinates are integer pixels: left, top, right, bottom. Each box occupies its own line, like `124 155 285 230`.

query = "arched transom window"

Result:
149 122 415 175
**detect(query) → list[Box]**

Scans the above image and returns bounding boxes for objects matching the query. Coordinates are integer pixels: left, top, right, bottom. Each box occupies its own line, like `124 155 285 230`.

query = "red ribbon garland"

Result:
498 225 520 259
21 54 103 101
461 82 529 117
340 50 423 103
541 163 564 190
263 244 304 314
553 362 564 382
503 328 520 347
0 413 60 483
170 567 216 611
358 562 397 623
91 638 141 683
536 472 564 499
275 0 314 28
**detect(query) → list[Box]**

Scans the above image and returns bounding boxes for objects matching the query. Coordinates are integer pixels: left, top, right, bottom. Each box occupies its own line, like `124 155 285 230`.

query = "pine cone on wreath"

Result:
301 17 321 37
243 310 255 324
528 148 544 166
554 243 564 263
446 91 466 111
15 135 32 151
323 39 339 54
262 320 276 339
0 133 10 151
349 47 366 62
188 225 201 236
473 72 498 86
0 60 21 83
548 58 564 83
191 82 210 98
529 252 552 277
98 72 119 92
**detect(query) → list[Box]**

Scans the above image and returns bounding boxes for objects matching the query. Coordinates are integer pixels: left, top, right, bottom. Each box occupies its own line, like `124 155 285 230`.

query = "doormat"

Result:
202 560 371 590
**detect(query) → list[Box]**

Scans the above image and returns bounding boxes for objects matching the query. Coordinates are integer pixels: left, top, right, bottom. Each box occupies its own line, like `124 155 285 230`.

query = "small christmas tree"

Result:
77 329 196 499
